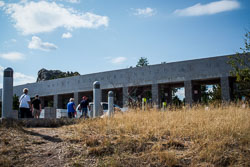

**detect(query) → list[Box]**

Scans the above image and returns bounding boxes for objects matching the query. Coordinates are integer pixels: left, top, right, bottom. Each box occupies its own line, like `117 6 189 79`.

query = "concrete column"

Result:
93 81 101 118
184 80 193 105
53 95 58 109
152 84 159 108
221 77 231 101
108 91 114 117
74 92 79 105
122 87 128 107
2 68 13 118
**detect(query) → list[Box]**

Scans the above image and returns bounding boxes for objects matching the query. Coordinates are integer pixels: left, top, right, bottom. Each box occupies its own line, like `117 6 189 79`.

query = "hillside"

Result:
0 104 249 166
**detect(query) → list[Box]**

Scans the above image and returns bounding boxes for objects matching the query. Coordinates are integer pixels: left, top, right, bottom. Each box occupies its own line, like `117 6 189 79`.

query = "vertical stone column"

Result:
184 80 193 105
74 92 79 105
152 83 159 108
108 91 114 117
93 81 101 118
221 77 231 101
2 68 14 118
122 87 128 107
53 94 58 109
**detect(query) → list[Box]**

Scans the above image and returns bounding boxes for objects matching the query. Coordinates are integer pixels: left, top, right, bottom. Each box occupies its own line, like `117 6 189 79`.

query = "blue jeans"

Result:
81 108 88 118
68 112 74 118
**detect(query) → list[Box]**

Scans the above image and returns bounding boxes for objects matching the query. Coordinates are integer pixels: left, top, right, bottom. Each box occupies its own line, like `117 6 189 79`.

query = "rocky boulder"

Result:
37 68 80 82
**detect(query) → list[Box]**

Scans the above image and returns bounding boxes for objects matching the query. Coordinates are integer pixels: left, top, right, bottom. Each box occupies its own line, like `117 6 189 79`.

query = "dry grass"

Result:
69 103 250 166
0 104 249 166
0 125 28 167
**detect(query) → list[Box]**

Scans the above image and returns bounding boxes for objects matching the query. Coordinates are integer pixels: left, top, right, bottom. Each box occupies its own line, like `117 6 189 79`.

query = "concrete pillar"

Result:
74 92 79 105
53 94 58 109
93 81 101 118
184 80 193 105
2 67 13 118
152 84 159 108
108 91 114 117
122 87 128 107
221 77 231 101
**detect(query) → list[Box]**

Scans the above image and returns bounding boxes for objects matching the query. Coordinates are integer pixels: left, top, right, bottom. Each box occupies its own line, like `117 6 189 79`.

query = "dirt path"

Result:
22 127 69 167
1 124 92 167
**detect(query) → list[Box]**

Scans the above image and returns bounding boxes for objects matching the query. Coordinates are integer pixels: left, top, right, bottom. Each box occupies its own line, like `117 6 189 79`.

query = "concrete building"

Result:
1 54 245 109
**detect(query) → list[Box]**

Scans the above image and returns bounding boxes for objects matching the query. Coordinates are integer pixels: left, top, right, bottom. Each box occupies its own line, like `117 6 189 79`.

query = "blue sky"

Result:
0 0 249 88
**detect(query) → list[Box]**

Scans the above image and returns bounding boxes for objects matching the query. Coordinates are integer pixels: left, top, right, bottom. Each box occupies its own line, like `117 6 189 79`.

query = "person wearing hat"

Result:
19 88 32 118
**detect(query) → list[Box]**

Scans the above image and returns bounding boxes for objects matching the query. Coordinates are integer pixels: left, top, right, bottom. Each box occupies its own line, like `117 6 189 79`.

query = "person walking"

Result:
80 96 89 118
19 88 32 118
67 98 76 118
31 95 42 118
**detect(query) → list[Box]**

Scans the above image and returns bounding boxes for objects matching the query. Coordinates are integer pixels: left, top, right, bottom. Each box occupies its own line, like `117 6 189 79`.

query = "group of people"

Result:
67 96 90 118
18 87 90 119
19 88 42 118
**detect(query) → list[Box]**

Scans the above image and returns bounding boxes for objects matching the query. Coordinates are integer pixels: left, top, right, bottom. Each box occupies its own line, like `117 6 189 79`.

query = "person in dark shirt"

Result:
31 95 41 118
80 96 89 118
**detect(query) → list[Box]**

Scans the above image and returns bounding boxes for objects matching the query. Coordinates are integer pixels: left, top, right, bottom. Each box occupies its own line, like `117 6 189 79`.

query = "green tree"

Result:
201 85 210 104
208 85 221 102
228 31 250 100
136 57 149 67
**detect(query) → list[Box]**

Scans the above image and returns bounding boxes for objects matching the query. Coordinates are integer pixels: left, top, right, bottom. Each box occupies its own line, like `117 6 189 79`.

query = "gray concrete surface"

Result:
108 91 114 117
0 54 248 108
2 68 13 118
93 81 101 118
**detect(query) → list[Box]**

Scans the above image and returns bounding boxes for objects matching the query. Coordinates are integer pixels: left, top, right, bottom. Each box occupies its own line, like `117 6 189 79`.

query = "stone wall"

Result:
0 55 235 100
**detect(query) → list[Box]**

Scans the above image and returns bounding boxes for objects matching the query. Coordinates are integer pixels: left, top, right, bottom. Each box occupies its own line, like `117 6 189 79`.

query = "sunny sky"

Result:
0 0 249 88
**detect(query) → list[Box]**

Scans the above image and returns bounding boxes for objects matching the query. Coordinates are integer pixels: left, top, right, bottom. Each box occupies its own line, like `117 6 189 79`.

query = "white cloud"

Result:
65 0 80 3
14 72 36 86
11 39 17 43
5 1 109 35
174 0 240 16
176 88 185 100
133 7 156 17
111 57 127 64
0 52 25 61
0 1 4 7
0 65 36 88
28 36 57 51
62 32 72 39
0 66 4 75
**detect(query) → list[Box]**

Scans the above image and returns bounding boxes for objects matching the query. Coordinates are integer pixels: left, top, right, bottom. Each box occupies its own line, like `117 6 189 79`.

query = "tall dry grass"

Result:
70 103 250 166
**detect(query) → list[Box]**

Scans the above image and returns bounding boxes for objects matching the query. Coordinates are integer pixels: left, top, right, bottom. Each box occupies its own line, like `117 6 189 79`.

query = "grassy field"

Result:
0 104 249 166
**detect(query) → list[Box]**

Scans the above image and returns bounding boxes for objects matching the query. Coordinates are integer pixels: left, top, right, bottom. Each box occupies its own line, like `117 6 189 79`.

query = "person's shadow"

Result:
22 129 63 143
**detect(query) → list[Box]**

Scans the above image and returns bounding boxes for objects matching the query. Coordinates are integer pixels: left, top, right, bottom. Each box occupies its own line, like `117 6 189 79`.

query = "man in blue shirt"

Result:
67 98 76 118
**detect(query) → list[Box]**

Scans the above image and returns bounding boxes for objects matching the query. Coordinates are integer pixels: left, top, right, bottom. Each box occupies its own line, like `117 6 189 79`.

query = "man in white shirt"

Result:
19 88 32 118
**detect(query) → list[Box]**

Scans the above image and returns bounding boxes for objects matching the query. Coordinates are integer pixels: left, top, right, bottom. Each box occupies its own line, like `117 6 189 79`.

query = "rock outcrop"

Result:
37 68 80 82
